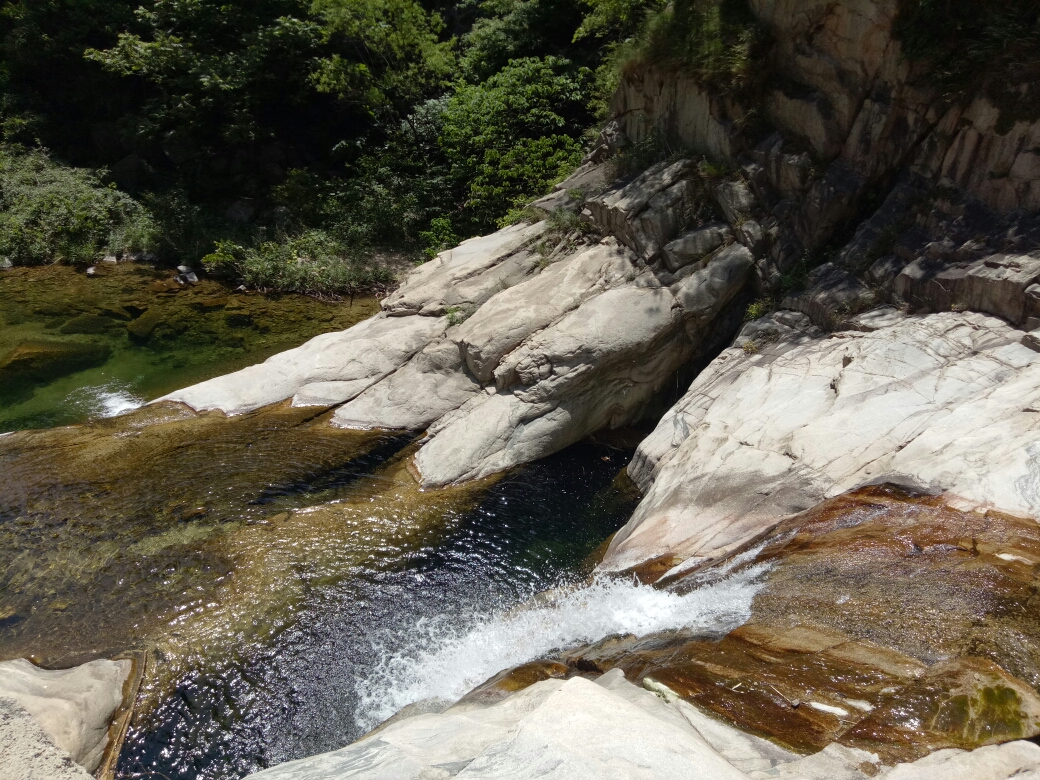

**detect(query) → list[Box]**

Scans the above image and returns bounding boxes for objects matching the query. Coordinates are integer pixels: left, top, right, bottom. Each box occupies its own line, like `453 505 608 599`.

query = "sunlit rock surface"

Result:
0 657 130 773
0 696 92 780
606 310 1040 572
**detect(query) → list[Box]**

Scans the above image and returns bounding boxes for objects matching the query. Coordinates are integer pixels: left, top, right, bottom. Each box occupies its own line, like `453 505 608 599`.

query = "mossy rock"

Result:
125 308 166 343
59 313 118 335
0 340 111 392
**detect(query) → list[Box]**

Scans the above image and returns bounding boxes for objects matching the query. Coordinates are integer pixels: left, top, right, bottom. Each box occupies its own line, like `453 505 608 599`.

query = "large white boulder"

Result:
414 286 690 486
382 222 547 317
606 309 1040 572
332 339 481 431
159 314 446 415
455 239 638 383
243 668 1040 780
0 657 130 774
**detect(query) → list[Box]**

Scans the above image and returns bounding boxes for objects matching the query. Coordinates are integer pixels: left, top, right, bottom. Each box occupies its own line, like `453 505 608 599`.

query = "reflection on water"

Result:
115 440 640 780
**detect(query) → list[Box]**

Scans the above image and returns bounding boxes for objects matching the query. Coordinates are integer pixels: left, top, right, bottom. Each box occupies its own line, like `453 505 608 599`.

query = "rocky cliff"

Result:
142 1 1040 777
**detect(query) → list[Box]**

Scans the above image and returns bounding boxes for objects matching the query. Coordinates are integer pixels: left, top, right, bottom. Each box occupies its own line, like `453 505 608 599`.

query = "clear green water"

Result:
0 262 380 432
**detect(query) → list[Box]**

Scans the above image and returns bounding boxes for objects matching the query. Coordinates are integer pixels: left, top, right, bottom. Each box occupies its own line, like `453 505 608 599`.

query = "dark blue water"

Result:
116 440 639 780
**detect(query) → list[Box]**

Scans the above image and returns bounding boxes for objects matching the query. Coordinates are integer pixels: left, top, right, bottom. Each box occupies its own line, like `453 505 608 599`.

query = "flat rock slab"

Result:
159 315 446 415
567 486 1040 762
0 657 130 773
606 310 1040 572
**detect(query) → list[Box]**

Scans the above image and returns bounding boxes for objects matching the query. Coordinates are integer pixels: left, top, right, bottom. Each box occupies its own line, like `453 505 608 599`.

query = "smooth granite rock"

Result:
607 310 1040 571
243 667 1040 780
0 657 130 773
662 223 734 272
0 696 93 780
332 339 482 431
160 314 446 414
382 222 547 317
455 239 638 383
414 286 690 487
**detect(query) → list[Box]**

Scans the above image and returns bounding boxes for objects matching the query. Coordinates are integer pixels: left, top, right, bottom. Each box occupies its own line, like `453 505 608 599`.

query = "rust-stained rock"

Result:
559 485 1040 762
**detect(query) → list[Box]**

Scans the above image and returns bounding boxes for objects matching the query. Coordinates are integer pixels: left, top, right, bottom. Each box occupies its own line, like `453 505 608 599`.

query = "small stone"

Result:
0 258 13 269
86 266 97 276
102 255 118 265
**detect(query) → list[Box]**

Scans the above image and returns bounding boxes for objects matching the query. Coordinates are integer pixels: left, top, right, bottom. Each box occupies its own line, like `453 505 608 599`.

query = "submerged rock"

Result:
0 340 111 395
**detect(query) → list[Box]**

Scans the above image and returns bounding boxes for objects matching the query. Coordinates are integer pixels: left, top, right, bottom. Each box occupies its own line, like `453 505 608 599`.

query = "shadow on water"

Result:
115 440 640 780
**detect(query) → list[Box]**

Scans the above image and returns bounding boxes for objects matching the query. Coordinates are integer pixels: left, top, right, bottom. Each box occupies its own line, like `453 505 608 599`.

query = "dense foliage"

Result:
0 145 153 265
0 0 615 288
893 0 1040 126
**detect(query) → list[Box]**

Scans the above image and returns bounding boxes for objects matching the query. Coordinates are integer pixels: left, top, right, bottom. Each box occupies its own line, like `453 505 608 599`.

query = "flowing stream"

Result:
0 263 759 780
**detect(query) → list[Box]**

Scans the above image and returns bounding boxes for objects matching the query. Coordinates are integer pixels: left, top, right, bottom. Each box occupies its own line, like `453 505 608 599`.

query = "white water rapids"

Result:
354 555 770 730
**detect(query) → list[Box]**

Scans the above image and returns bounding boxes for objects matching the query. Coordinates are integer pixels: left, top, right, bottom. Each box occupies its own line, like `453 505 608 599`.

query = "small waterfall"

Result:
354 560 770 730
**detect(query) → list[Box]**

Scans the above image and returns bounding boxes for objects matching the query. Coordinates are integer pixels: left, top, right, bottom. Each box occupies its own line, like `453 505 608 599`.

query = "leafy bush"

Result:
609 0 766 96
202 229 393 297
440 56 593 231
894 0 1040 123
0 146 155 265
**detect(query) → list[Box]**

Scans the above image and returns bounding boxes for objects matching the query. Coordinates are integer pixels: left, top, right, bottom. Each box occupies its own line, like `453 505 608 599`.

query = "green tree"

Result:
440 56 593 230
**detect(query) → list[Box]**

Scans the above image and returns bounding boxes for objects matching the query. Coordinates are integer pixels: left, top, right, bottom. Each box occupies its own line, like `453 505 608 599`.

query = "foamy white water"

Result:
354 561 770 729
69 383 145 419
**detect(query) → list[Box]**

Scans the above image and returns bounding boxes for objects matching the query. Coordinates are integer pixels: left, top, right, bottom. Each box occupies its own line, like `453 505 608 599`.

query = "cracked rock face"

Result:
606 310 1040 573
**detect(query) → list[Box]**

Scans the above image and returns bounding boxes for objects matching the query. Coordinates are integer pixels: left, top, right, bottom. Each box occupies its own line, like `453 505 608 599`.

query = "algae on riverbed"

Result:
0 262 380 431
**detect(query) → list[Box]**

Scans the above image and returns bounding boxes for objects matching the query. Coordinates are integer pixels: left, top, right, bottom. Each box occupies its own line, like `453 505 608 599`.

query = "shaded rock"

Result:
798 161 865 250
734 220 767 254
160 314 445 415
331 339 482 431
895 253 1040 326
0 657 131 773
663 223 733 272
382 222 546 317
586 159 694 261
867 254 909 288
608 311 1040 571
766 88 847 161
455 239 638 383
714 180 756 225
748 133 815 201
782 263 877 329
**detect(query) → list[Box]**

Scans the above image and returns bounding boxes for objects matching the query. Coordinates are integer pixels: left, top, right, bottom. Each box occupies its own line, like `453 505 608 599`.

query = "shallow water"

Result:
0 262 379 432
113 439 641 779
